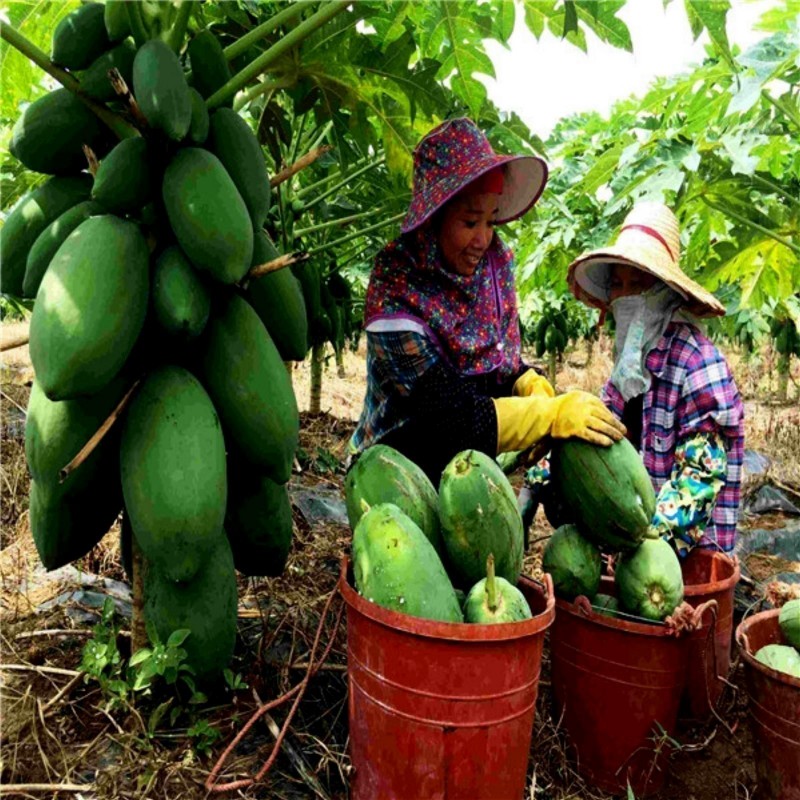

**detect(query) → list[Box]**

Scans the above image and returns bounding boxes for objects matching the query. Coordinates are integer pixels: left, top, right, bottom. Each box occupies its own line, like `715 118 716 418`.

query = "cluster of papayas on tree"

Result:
0 1 357 680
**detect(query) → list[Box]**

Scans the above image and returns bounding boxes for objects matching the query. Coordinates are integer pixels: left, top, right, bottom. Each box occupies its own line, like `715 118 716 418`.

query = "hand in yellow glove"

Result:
493 391 626 454
512 369 555 398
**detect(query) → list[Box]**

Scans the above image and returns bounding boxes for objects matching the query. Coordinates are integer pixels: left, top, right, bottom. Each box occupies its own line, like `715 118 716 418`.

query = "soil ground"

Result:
1 321 798 799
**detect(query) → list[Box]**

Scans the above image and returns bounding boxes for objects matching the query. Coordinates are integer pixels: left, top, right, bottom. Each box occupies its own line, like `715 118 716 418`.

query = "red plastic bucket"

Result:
550 580 689 796
736 609 800 800
340 557 555 800
680 549 740 722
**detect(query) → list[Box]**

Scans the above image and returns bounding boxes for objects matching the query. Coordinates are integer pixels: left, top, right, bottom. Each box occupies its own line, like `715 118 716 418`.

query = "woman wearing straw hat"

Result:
350 118 626 482
566 201 745 554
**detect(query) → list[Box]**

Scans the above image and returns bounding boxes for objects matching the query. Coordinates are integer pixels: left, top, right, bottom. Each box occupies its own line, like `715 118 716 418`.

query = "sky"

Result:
482 0 780 140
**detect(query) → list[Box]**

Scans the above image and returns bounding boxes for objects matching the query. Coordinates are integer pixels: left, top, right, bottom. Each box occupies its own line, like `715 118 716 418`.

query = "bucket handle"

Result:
205 584 344 793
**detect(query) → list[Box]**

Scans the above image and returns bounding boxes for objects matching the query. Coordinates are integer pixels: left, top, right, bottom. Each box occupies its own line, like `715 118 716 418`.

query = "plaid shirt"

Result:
602 322 744 552
350 330 440 453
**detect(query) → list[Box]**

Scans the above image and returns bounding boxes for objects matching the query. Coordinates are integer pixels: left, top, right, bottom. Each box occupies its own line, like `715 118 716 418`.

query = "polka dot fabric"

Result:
364 228 522 379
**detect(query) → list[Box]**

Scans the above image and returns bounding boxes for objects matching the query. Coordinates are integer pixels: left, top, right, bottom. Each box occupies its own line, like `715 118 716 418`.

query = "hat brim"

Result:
568 248 725 318
401 153 548 234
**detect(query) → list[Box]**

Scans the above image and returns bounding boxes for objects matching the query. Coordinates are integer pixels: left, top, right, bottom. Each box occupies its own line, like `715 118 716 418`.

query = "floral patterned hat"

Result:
401 117 549 234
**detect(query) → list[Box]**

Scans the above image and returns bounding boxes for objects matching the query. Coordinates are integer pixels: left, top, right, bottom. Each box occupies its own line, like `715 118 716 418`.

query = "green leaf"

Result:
522 0 557 39
575 1 632 52
683 0 732 64
167 629 191 648
725 74 763 117
721 130 766 176
129 648 153 667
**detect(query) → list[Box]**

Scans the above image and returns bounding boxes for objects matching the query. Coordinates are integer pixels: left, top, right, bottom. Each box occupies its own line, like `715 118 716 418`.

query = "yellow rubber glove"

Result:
493 392 626 453
512 369 555 398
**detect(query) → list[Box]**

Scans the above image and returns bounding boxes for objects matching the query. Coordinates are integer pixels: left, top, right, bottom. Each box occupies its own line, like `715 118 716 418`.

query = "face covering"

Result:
610 283 683 401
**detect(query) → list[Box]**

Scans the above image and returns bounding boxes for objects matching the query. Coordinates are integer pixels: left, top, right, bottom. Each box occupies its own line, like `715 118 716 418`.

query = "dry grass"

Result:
1 333 796 799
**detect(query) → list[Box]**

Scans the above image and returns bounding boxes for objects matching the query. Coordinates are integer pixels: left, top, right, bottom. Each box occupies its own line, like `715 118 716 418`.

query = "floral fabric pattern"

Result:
650 431 727 555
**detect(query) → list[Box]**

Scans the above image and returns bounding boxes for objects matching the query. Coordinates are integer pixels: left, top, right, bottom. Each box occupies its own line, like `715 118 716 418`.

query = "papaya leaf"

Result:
683 0 732 65
721 130 767 176
575 0 632 52
522 0 558 40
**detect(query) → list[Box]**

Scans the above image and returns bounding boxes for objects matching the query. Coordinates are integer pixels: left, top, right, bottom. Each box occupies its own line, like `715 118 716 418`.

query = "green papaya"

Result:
592 593 620 617
615 538 684 621
187 88 209 144
754 644 800 679
104 0 131 41
25 376 128 569
542 524 602 601
133 40 192 141
345 444 443 556
245 232 308 361
199 293 299 484
225 457 293 577
23 200 100 298
292 260 324 345
779 598 800 649
162 148 253 284
51 3 110 70
10 88 109 175
550 437 657 552
79 40 136 102
151 246 211 340
143 536 237 679
29 215 149 400
544 324 558 353
208 108 271 227
92 137 154 214
120 366 227 582
464 555 532 623
1 175 92 296
187 30 233 106
353 503 463 623
438 449 524 588
29 478 121 571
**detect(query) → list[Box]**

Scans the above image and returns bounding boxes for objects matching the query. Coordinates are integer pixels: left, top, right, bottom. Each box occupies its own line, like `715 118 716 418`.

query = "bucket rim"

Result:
682 550 740 597
555 595 681 637
735 608 800 689
339 556 555 642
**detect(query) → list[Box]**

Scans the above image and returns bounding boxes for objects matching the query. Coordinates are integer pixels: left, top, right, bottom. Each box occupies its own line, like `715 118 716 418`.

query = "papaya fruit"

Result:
208 108 271 227
23 200 100 298
1 174 92 296
464 555 532 623
92 137 154 214
615 538 684 621
592 593 620 617
754 644 800 679
104 0 131 41
10 88 109 175
79 40 136 102
199 293 299 484
345 444 443 556
245 232 308 361
151 246 211 340
439 449 524 588
225 457 293 577
143 536 238 679
188 30 233 107
51 3 110 70
29 215 149 400
120 366 227 582
778 598 800 649
550 437 656 552
187 88 209 144
353 503 463 623
541 524 601 601
25 376 128 569
133 40 192 141
162 148 253 284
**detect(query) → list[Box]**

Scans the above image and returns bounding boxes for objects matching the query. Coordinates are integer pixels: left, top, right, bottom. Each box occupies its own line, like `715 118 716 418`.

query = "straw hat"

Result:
567 202 725 318
401 117 548 234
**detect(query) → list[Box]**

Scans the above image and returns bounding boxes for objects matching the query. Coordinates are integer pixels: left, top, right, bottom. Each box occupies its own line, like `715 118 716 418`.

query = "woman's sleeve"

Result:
650 431 727 556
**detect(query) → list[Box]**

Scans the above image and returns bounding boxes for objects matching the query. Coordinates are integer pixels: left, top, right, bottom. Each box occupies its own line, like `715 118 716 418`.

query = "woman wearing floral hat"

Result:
350 118 625 482
567 201 745 555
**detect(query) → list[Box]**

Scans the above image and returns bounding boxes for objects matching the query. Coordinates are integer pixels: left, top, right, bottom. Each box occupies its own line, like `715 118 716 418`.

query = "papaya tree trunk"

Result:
336 348 345 379
777 351 791 402
548 351 557 390
131 537 147 654
310 344 324 414
586 336 594 367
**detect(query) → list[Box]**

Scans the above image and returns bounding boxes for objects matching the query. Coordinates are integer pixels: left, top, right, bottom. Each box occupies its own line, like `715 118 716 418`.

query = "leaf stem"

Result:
167 0 195 53
701 197 800 257
761 89 800 132
0 21 138 140
206 1 351 110
295 207 384 237
223 0 317 61
303 155 386 210
232 76 294 111
126 2 150 47
307 212 404 257
750 174 800 210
